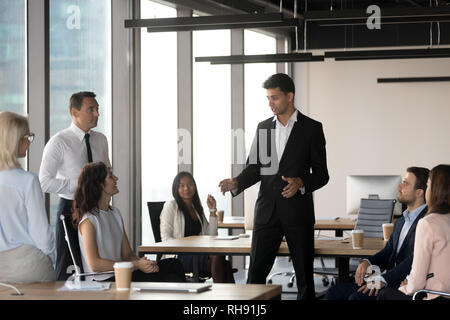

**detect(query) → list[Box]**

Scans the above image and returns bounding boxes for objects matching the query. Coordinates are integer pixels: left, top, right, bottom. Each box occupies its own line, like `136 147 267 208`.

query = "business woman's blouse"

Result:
0 168 55 264
399 213 450 300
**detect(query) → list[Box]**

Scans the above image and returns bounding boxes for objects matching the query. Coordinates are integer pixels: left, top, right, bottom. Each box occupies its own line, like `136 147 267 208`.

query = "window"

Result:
140 0 178 245
0 0 26 115
244 30 276 217
0 0 27 168
193 29 232 218
49 0 112 227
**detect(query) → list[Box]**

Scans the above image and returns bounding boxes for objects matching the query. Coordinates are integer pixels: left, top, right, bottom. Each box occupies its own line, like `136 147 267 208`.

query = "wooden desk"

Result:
218 217 245 230
218 217 356 236
0 281 281 300
314 218 356 236
139 236 385 283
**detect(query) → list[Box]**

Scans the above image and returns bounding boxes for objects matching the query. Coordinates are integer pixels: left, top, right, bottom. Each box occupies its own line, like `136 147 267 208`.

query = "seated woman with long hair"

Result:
160 171 235 283
0 111 55 283
379 164 450 300
72 161 185 282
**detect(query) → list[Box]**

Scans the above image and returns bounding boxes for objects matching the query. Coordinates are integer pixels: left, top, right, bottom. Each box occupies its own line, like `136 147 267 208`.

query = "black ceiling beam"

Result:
195 53 324 64
124 13 301 32
325 48 450 60
378 76 450 83
304 6 450 25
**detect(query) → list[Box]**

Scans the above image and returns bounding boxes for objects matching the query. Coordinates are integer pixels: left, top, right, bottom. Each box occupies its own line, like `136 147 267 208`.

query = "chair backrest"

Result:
59 215 84 276
355 198 395 238
147 201 166 243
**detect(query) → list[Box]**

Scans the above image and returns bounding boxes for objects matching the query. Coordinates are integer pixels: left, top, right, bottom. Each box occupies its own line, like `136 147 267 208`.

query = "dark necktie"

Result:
85 133 93 163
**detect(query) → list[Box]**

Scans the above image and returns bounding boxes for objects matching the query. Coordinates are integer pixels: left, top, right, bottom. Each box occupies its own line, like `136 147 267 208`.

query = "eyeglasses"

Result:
24 133 35 143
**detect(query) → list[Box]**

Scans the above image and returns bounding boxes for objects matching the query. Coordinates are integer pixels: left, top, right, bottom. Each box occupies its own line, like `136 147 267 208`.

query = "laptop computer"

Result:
133 282 212 293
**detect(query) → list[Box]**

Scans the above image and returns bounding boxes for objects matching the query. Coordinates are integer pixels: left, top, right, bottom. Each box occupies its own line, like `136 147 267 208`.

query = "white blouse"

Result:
78 206 123 281
0 168 55 264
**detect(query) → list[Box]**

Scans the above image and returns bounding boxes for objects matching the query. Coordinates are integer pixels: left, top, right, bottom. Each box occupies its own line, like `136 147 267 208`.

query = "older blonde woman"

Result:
0 111 55 283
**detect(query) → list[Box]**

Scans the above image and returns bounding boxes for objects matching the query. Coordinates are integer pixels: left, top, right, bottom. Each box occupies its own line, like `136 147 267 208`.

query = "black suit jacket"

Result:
233 111 329 226
368 205 428 288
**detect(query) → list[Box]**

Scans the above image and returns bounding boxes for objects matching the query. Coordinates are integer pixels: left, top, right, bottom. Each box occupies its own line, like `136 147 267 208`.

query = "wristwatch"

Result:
209 208 217 213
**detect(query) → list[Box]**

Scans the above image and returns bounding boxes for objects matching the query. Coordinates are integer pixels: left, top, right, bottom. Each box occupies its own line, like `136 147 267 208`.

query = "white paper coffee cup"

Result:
351 229 364 249
114 262 133 291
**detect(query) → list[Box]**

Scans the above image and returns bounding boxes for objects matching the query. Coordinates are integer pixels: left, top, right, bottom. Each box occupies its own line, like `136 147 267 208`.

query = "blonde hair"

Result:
0 111 29 170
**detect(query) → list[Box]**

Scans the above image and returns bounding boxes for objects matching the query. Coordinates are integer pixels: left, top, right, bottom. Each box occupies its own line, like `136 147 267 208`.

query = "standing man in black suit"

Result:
219 73 329 300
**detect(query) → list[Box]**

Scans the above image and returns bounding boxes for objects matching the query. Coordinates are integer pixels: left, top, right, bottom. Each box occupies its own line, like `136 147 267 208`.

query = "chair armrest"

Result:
412 289 450 300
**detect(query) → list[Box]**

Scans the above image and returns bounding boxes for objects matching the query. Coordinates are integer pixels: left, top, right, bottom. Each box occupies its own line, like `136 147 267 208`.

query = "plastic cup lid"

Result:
113 261 133 268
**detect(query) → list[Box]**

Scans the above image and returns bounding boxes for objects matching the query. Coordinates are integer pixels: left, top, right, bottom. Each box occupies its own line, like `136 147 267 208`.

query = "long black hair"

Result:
171 171 206 223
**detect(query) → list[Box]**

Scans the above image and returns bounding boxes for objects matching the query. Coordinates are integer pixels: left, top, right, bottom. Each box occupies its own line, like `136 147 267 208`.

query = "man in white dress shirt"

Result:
39 91 110 280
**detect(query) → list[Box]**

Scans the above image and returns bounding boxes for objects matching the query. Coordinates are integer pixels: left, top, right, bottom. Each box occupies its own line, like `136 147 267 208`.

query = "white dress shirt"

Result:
39 122 110 200
273 109 299 162
0 168 55 264
396 204 426 254
273 109 305 194
78 206 123 281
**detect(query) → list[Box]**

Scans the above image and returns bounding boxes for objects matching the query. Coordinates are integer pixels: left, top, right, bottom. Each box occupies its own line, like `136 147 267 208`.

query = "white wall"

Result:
294 56 450 219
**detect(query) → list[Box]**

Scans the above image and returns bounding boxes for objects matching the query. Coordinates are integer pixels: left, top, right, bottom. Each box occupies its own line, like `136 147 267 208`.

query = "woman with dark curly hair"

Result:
72 161 185 282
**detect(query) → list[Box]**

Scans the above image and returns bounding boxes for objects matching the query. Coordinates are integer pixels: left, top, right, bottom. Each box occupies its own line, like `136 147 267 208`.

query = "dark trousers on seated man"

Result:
325 282 384 301
55 198 79 280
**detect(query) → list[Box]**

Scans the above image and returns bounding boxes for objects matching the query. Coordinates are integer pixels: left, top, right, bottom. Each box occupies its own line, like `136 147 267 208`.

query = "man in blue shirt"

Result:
325 166 430 300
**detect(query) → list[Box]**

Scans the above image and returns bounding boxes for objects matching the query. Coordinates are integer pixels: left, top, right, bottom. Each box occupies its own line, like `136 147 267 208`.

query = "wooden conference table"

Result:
0 281 281 300
218 217 356 237
138 235 385 283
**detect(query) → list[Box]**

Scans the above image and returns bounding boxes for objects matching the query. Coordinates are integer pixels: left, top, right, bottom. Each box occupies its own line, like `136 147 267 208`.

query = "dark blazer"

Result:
233 111 329 226
368 205 428 288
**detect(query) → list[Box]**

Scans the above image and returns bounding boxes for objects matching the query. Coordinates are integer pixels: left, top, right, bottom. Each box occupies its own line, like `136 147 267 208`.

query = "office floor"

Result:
206 257 336 300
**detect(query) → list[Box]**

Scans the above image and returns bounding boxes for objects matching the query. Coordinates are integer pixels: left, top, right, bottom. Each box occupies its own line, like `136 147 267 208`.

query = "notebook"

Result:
133 282 212 293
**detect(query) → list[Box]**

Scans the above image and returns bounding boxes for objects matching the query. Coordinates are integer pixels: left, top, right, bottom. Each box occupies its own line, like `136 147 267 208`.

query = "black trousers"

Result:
55 198 80 281
378 288 449 301
247 210 315 300
106 258 186 283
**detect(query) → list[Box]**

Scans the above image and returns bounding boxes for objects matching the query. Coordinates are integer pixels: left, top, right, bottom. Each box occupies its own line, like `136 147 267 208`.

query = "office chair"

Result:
313 198 396 284
349 198 396 272
60 215 114 279
146 201 211 282
147 201 166 262
412 289 450 300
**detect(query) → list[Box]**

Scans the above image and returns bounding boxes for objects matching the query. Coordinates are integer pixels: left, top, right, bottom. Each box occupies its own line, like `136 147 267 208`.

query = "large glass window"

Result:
244 30 276 218
49 0 112 227
0 0 26 115
0 0 26 169
193 29 231 218
140 0 177 245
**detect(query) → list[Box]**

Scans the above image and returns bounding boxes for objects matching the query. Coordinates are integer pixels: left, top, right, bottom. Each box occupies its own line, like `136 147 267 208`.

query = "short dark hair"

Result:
262 73 295 95
69 91 96 112
407 166 430 201
427 164 450 215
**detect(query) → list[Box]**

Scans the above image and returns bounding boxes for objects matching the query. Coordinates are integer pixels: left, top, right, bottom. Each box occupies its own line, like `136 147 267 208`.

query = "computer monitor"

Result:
346 175 402 216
